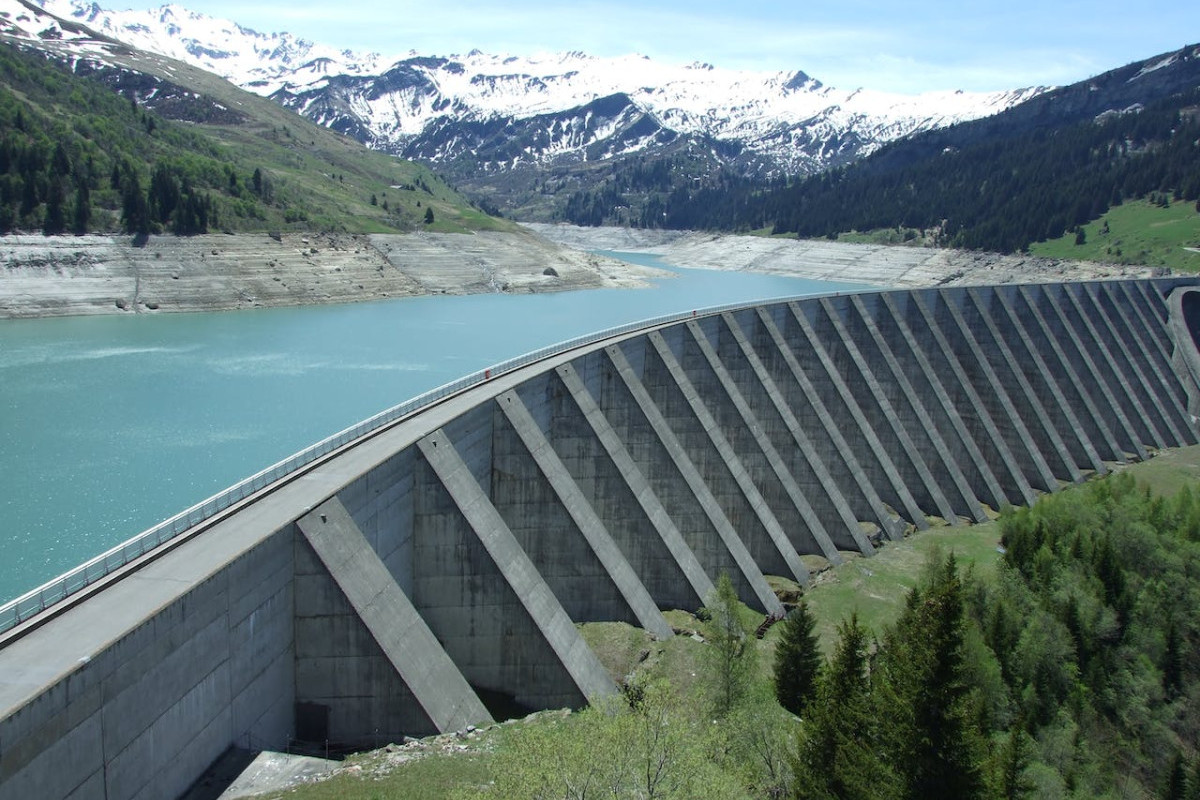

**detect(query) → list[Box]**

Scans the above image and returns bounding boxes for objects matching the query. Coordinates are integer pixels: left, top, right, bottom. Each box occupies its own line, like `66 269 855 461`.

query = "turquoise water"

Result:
0 252 866 603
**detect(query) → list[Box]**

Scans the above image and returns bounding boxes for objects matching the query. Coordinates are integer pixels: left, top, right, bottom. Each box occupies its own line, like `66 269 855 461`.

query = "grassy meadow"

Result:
1030 197 1200 272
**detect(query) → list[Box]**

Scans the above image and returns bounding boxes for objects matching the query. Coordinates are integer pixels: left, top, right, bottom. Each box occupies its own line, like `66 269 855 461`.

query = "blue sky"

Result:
124 0 1197 93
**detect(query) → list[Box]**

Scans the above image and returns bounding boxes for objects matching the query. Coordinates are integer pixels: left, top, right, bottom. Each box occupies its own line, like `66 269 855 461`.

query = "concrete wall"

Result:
2 278 1198 800
0 531 294 800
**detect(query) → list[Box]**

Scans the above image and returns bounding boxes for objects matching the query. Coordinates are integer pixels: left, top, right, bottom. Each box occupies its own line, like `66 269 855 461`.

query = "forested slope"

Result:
0 41 507 236
559 46 1200 258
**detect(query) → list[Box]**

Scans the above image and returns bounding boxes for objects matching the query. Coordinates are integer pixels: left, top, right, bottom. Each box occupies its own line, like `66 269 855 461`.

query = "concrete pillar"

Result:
1167 287 1200 422
488 394 641 628
1114 282 1193 419
1015 285 1129 463
903 289 1058 498
494 389 674 639
687 318 860 560
987 286 1103 477
781 302 928 529
749 306 906 538
336 448 417 597
650 325 819 576
1039 285 1149 459
953 288 1064 493
606 340 783 615
1137 280 1172 325
1117 282 1198 440
553 361 714 611
1061 284 1169 448
413 431 615 714
297 498 492 739
855 291 1008 514
715 311 881 552
1082 283 1190 446
810 296 960 523
1127 281 1174 352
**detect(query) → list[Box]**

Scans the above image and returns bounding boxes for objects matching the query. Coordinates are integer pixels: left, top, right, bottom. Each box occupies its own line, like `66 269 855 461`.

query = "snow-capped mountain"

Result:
14 0 1046 181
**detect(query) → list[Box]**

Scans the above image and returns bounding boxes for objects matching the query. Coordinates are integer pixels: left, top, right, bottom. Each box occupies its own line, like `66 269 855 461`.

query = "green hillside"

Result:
0 40 510 235
1030 196 1200 273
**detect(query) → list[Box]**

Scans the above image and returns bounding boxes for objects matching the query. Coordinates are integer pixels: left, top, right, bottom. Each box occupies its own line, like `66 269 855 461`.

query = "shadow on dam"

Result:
3 278 1200 800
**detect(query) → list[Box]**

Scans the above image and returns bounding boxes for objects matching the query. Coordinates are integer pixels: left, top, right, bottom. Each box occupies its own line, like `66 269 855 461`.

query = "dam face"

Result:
2 278 1199 799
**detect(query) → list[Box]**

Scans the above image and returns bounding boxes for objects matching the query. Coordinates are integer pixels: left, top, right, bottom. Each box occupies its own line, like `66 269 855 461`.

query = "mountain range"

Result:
9 0 1048 217
2 0 1197 232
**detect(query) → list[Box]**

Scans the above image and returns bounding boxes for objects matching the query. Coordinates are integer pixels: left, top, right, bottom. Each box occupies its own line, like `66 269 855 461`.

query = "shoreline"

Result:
524 223 1165 287
0 229 669 320
1 224 1166 320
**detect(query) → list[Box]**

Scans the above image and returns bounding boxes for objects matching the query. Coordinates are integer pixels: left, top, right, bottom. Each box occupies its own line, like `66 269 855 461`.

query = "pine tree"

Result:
1164 620 1185 698
703 573 756 718
993 720 1033 799
1164 752 1188 800
121 172 149 236
42 178 65 235
773 600 822 716
793 613 899 800
424 206 435 224
1186 755 1200 800
71 182 89 235
875 553 988 800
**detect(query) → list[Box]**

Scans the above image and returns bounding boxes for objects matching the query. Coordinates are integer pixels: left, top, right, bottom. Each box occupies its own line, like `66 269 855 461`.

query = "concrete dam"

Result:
3 277 1200 799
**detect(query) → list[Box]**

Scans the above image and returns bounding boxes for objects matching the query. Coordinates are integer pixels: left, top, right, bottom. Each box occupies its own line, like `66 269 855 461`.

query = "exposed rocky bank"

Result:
1 225 1166 319
0 229 666 319
524 224 1165 287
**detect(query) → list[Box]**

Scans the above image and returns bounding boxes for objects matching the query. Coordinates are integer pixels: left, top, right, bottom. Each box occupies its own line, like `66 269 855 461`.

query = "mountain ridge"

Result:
24 0 1045 185
0 0 515 235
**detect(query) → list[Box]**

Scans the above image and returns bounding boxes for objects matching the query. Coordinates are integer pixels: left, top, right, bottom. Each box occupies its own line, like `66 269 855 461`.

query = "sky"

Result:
112 0 1198 94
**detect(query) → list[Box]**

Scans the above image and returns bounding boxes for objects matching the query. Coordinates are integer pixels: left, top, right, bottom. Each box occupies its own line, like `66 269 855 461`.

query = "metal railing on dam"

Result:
2 277 1199 800
0 291 843 636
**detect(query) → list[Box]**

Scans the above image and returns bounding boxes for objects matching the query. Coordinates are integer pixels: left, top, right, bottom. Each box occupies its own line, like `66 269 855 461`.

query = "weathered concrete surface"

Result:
0 229 667 318
2 278 1198 800
297 498 493 742
216 751 336 800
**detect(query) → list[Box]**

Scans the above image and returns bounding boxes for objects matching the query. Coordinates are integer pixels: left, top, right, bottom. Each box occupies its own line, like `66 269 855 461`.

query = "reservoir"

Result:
0 252 865 604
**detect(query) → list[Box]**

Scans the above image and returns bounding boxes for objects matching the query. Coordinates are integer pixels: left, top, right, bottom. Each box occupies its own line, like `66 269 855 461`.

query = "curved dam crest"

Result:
2 277 1200 800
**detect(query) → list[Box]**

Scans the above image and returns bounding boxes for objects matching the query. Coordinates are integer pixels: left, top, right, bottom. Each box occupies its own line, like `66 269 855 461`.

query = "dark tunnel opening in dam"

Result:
1182 288 1200 353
